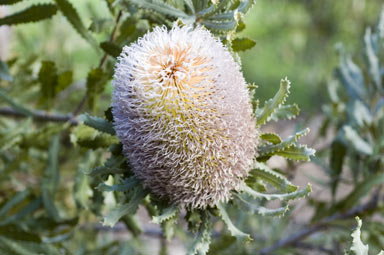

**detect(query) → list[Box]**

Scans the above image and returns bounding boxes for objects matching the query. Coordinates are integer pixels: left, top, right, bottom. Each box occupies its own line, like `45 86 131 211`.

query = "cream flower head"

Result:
112 25 258 208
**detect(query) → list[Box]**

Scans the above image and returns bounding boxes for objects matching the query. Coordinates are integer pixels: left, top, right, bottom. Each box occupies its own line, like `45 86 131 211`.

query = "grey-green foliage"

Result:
0 0 315 254
303 6 384 254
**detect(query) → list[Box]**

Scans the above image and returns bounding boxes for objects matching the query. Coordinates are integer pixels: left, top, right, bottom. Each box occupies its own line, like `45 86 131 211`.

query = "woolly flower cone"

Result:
112 25 258 209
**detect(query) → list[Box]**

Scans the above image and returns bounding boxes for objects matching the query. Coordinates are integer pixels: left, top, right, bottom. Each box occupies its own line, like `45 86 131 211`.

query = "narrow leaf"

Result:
216 202 251 242
257 77 291 126
0 4 57 26
187 211 212 255
269 104 300 121
0 90 33 116
100 41 122 58
260 133 282 145
53 0 98 48
343 126 373 155
242 183 312 202
129 0 189 18
79 113 115 135
103 187 148 227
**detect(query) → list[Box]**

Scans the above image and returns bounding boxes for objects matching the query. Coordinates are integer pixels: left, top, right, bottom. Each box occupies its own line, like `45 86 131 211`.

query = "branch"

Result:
260 191 380 254
0 107 78 125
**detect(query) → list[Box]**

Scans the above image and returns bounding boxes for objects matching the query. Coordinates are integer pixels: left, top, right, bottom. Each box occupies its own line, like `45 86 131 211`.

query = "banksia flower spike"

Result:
112 25 258 209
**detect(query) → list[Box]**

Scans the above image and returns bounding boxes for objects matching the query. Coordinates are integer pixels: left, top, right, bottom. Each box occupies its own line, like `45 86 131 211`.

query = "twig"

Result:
260 191 380 254
72 10 123 116
0 107 78 125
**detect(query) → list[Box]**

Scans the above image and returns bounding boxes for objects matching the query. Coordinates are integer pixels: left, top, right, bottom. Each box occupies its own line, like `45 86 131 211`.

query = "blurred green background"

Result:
4 0 384 113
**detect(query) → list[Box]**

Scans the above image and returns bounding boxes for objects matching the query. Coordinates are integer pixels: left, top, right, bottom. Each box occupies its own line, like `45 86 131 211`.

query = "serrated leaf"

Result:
187 211 211 255
248 162 297 192
71 125 118 149
0 61 12 81
241 183 312 201
235 194 289 217
53 0 98 49
216 202 251 242
103 186 148 227
343 126 373 155
152 205 178 224
0 4 57 26
350 217 369 255
100 41 122 58
86 68 111 111
269 104 300 121
129 0 189 18
90 154 126 177
97 176 140 192
161 214 178 241
258 128 310 157
79 113 115 135
260 133 282 145
42 135 61 222
231 37 256 52
257 77 291 126
0 0 23 5
274 144 316 161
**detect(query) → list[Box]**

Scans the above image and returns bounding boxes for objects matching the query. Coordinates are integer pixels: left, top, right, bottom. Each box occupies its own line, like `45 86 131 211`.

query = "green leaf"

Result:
241 183 312 202
257 77 291 126
343 126 373 155
269 104 300 121
42 135 61 222
0 224 41 242
0 4 57 26
350 217 369 255
235 194 289 217
79 113 115 135
260 132 282 145
86 68 111 111
90 154 126 177
56 70 73 92
0 61 12 81
103 186 148 227
201 20 236 32
335 48 366 100
258 128 310 158
216 202 251 242
330 138 347 197
129 0 189 18
231 37 256 52
71 125 118 149
0 90 33 117
96 176 140 192
100 41 122 58
0 198 42 226
0 236 61 255
74 152 95 209
187 211 211 255
364 28 381 90
152 205 178 224
161 214 178 241
274 144 316 161
0 190 30 218
53 0 98 48
337 173 384 212
38 61 58 107
248 162 297 192
0 0 23 5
